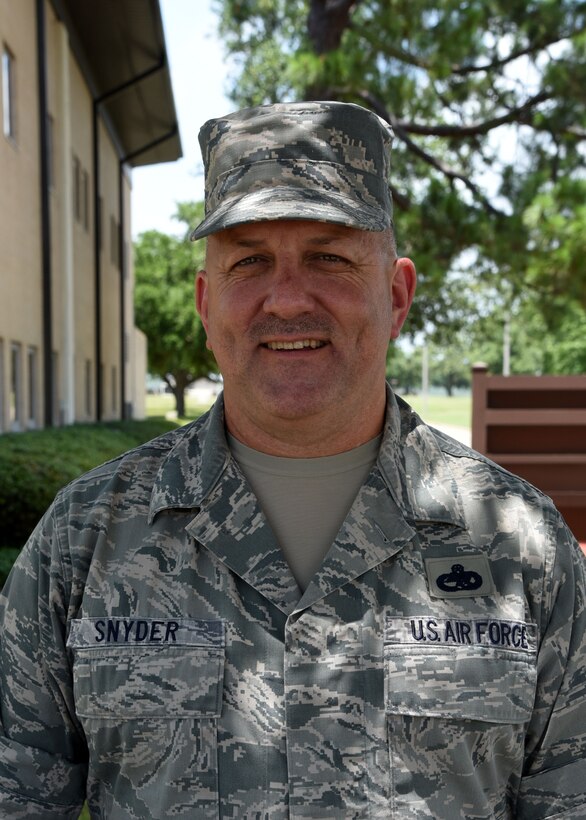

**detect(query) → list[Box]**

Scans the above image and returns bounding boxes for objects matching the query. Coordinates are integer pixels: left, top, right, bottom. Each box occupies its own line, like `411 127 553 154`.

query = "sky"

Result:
130 0 232 238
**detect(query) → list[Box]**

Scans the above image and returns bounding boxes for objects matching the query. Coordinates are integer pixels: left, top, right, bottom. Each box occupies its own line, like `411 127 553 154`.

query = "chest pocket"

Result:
68 617 225 719
384 615 537 722
67 617 225 819
384 616 537 820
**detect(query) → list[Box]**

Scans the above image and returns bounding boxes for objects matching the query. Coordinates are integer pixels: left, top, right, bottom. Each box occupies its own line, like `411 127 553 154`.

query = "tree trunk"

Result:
307 0 359 54
174 386 186 418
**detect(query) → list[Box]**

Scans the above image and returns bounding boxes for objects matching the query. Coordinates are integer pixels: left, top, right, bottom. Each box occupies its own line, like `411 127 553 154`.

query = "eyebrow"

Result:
226 232 350 248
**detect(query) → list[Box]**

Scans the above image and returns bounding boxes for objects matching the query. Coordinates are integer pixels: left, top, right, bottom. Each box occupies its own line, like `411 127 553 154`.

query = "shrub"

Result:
0 418 179 586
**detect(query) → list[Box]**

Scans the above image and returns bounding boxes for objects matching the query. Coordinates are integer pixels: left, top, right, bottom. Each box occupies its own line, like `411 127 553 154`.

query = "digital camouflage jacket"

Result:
1 389 585 819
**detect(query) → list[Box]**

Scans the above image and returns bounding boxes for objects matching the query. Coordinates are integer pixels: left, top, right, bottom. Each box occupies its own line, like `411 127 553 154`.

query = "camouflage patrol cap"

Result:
190 101 394 240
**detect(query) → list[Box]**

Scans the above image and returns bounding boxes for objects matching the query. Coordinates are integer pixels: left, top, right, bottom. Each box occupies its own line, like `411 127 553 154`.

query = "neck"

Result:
223 392 387 457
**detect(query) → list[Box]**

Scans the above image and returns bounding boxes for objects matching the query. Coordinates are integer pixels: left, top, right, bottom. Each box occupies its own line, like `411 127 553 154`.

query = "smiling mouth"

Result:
263 339 327 351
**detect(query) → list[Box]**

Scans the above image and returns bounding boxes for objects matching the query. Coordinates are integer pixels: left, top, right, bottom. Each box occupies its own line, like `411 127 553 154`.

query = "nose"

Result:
263 260 315 319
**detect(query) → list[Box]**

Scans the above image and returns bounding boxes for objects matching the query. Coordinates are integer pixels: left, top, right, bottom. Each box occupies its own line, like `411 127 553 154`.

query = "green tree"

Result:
430 345 472 396
386 343 423 394
134 203 217 417
214 0 586 329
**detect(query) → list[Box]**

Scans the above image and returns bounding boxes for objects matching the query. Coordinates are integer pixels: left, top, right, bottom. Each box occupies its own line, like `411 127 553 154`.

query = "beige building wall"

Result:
99 119 122 422
133 327 147 420
0 0 43 431
0 0 147 433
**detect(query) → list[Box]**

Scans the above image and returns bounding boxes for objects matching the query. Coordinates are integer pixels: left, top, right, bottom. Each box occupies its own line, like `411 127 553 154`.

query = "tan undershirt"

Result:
228 434 381 591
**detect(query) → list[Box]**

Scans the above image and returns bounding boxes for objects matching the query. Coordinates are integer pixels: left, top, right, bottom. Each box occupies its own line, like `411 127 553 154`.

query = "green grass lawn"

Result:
146 392 214 422
398 392 471 429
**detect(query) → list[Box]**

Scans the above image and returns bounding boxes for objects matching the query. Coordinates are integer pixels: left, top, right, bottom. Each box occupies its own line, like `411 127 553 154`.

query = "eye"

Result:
319 253 343 262
311 252 350 268
229 255 268 275
235 255 263 267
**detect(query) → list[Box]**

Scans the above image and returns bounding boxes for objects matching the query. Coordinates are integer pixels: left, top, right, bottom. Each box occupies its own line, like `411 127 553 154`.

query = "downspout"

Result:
118 165 127 418
36 0 53 427
119 126 178 420
93 56 167 421
59 22 75 424
92 100 102 420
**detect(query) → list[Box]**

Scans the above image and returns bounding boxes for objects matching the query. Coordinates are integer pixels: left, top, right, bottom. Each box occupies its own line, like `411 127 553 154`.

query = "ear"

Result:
390 257 416 340
195 270 212 349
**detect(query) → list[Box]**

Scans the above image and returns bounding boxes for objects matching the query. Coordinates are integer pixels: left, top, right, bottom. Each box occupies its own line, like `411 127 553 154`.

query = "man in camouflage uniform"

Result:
1 101 585 818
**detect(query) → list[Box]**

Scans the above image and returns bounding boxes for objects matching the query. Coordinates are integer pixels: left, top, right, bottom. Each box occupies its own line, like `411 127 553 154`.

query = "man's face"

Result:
196 219 415 452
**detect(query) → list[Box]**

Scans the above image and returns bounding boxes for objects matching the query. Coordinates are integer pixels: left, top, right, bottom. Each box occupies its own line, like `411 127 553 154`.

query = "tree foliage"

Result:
214 0 586 342
134 203 216 416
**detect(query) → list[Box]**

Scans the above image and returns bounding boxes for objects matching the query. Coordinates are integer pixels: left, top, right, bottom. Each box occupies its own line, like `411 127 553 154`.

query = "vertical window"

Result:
124 239 129 278
111 365 117 413
85 359 92 417
73 154 81 222
98 196 103 250
110 215 120 267
82 169 89 230
52 351 60 425
47 114 55 189
2 47 15 139
27 346 37 427
10 342 21 430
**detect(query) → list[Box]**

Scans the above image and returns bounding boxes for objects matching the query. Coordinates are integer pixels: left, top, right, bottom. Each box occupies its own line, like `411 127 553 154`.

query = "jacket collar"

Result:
148 387 467 614
379 386 467 528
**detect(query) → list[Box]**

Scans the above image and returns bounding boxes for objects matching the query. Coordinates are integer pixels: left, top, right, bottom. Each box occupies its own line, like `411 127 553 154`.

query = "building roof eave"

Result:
49 0 182 168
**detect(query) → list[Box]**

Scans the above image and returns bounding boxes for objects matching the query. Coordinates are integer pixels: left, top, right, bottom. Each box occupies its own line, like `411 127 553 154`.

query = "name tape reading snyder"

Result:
67 617 226 648
386 617 537 652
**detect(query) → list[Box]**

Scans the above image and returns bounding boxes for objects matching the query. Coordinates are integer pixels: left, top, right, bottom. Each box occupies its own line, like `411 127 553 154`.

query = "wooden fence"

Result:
471 365 586 544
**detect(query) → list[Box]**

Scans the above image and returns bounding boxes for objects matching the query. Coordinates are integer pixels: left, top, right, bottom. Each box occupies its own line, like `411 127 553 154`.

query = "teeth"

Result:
266 339 324 350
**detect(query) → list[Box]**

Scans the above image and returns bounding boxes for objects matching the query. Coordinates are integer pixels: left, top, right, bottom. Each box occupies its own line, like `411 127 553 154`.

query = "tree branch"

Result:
355 24 578 78
450 37 571 75
396 91 551 138
351 89 505 217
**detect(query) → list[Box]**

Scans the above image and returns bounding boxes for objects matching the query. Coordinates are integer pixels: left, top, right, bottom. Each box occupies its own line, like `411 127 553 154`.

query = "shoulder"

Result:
429 422 552 507
54 415 206 513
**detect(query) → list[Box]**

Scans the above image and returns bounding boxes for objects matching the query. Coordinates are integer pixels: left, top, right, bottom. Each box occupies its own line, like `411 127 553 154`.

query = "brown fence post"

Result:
471 363 489 454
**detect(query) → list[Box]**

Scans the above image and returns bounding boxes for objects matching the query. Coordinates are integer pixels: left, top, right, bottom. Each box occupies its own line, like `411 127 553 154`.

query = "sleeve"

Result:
517 508 586 819
0 496 87 819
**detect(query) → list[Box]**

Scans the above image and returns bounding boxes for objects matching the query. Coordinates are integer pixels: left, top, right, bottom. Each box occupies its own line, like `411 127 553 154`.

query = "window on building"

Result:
124 239 129 279
85 359 92 417
10 342 21 431
98 196 103 250
111 365 117 413
110 215 120 268
27 346 38 427
47 114 55 189
2 46 15 139
73 154 81 222
52 351 60 425
82 168 90 230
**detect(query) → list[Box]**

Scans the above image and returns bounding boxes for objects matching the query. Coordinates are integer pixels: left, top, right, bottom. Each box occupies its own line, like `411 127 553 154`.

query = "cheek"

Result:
205 291 251 355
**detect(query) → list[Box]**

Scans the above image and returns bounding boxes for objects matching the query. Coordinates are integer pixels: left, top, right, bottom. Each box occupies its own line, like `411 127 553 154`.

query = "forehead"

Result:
207 219 383 253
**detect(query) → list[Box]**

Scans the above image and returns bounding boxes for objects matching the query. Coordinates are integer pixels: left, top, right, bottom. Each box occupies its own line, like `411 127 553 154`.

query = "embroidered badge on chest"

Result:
424 554 495 598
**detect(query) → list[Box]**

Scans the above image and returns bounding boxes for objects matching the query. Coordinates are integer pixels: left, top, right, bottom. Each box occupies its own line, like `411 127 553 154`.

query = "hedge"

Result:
0 418 179 587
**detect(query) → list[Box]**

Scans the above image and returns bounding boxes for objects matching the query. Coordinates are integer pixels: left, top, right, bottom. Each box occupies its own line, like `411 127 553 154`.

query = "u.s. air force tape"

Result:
385 616 537 654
